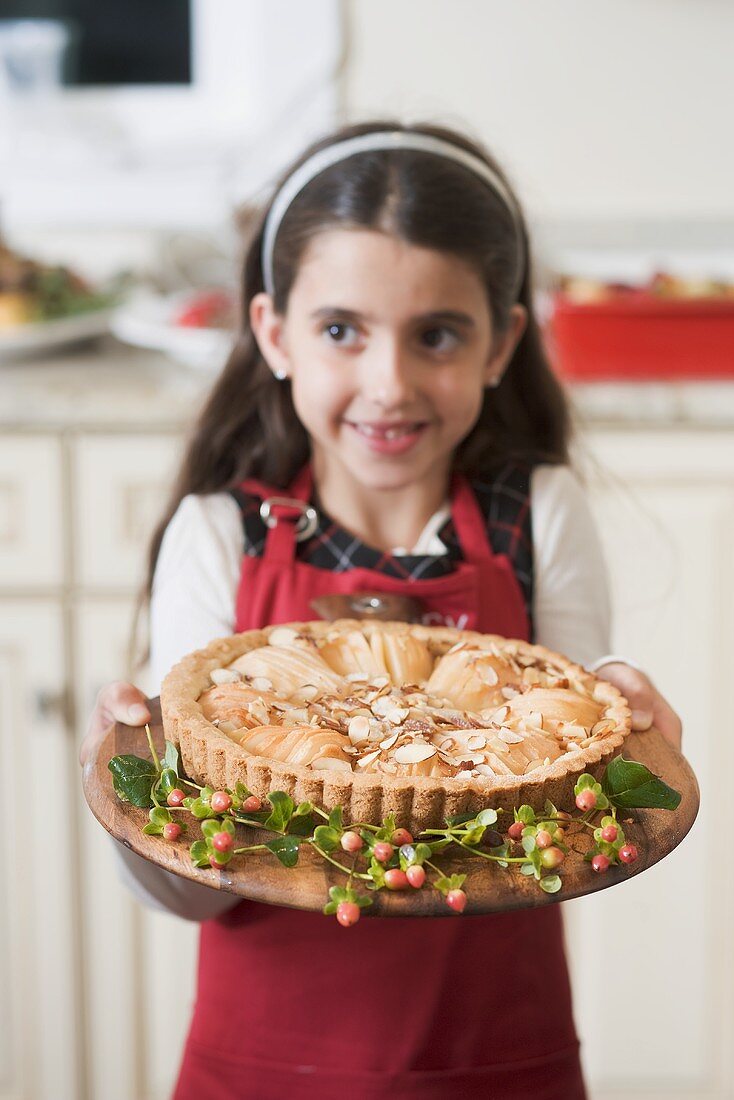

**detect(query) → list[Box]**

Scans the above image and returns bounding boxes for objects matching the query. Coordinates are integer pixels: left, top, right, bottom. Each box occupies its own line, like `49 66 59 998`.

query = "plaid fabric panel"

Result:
228 461 535 634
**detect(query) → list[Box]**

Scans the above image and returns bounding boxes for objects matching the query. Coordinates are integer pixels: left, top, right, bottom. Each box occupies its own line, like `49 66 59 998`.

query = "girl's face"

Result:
251 229 526 496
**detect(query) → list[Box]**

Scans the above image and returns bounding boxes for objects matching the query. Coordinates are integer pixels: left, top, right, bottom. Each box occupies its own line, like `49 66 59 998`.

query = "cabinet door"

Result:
74 599 198 1100
72 434 183 590
0 601 81 1100
0 435 64 589
564 430 734 1100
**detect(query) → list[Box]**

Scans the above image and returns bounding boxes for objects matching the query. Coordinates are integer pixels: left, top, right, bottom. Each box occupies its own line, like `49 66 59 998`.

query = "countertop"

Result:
2 337 734 432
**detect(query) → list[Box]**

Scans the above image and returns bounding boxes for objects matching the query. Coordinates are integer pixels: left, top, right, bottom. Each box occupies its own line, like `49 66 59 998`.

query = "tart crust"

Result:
160 619 631 833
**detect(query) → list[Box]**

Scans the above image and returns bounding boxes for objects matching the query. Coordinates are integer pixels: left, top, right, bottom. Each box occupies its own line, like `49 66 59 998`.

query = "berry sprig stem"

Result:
109 740 681 925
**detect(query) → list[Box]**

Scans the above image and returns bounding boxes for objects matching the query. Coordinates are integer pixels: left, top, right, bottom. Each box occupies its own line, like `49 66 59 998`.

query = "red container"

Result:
547 291 734 381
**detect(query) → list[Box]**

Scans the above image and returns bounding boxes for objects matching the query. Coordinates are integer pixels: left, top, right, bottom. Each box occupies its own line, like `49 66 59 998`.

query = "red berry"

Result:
446 889 467 913
536 829 553 849
601 825 618 843
391 828 413 846
554 828 566 841
406 864 426 888
576 789 598 812
336 901 360 927
167 789 185 807
540 846 565 869
591 853 610 873
209 854 225 869
373 841 394 863
556 810 573 821
162 822 182 841
619 844 638 864
242 795 262 813
508 821 525 841
212 831 233 852
210 791 232 812
340 831 364 853
384 868 409 890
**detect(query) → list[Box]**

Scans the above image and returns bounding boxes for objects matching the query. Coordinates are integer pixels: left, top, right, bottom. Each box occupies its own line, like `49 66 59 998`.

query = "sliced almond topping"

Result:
356 749 381 769
247 700 271 725
591 718 617 736
347 715 371 744
386 707 409 725
498 727 524 744
210 667 242 685
455 770 476 781
477 663 499 686
346 671 370 682
371 696 395 718
291 684 319 702
251 677 273 692
475 763 497 777
268 626 300 647
311 757 352 773
379 730 400 750
370 675 390 690
393 743 437 764
467 734 487 751
524 758 546 773
501 686 520 700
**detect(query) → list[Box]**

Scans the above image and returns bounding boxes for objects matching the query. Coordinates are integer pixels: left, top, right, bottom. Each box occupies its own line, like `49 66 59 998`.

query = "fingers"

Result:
653 696 683 752
79 681 150 767
593 661 683 751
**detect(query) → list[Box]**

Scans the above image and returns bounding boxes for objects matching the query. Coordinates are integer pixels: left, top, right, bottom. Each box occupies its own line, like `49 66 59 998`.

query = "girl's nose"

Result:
363 343 417 407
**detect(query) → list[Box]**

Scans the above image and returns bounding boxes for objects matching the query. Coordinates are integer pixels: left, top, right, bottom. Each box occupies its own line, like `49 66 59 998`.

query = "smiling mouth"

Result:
345 421 429 440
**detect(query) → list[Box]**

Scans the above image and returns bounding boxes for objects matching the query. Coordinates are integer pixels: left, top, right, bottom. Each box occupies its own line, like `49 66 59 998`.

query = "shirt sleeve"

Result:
113 492 245 921
530 464 616 668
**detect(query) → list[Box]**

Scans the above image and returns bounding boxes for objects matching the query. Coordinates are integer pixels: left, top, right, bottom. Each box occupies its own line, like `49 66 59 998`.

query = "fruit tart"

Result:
161 620 632 832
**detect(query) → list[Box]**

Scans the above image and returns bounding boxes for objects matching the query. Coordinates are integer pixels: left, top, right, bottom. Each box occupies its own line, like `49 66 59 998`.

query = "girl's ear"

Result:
249 292 291 380
484 304 528 388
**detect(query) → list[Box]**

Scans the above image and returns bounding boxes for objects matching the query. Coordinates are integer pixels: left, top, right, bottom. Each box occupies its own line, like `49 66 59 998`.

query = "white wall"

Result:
342 0 734 236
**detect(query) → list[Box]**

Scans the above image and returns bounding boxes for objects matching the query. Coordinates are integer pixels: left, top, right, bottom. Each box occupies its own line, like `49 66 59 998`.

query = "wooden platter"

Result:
82 697 700 916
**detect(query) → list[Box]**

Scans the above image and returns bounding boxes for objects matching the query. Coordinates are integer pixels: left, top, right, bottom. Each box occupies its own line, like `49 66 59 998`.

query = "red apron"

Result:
173 464 587 1100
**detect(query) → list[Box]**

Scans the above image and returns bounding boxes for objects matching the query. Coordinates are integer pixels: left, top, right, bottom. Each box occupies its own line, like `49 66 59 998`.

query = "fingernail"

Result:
128 703 149 724
631 709 653 728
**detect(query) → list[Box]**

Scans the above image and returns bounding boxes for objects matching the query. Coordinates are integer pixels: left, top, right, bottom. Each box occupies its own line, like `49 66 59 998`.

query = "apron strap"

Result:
241 463 497 566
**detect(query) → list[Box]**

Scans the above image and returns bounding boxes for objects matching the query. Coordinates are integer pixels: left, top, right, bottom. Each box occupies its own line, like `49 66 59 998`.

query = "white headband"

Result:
261 130 524 299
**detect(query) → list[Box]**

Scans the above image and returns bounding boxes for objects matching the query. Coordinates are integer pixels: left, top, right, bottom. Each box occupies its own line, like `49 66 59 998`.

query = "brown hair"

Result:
137 118 572 650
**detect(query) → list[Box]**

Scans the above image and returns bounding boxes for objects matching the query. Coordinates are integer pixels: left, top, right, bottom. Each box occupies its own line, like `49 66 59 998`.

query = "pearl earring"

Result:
274 368 288 381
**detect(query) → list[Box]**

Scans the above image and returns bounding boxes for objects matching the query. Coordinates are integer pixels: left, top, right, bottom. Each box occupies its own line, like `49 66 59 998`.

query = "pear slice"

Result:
239 723 351 768
425 648 518 711
230 644 345 696
506 688 602 737
198 683 283 730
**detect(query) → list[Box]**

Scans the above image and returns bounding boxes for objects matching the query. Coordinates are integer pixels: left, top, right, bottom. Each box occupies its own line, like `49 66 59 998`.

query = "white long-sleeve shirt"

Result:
114 464 631 920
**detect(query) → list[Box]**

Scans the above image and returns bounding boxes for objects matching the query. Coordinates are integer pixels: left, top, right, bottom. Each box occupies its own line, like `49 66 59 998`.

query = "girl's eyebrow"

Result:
309 306 476 329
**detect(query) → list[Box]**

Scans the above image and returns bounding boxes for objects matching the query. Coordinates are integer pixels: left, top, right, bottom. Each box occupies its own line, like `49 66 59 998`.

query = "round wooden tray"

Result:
82 698 700 916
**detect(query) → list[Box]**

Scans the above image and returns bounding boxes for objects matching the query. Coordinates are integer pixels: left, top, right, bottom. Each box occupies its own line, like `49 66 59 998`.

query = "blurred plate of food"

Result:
0 239 117 361
111 289 236 372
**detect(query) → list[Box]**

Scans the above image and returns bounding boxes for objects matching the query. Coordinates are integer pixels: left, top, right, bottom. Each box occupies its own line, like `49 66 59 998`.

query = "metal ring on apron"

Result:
259 497 319 542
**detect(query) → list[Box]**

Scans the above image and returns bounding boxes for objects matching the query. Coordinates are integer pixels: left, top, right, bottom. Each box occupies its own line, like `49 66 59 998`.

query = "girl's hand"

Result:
593 662 682 752
79 681 151 766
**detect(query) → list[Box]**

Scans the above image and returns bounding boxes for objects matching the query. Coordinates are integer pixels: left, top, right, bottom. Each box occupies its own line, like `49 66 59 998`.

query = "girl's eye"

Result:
322 321 359 346
420 326 461 352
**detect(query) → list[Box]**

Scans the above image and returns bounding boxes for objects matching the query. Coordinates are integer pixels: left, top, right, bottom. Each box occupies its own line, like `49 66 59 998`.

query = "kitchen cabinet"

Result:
0 351 732 1100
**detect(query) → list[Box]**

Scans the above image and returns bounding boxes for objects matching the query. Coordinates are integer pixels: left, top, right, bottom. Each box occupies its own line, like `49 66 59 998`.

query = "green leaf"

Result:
189 840 210 867
575 773 597 794
265 834 301 868
476 808 498 826
602 756 682 810
543 799 558 817
522 834 537 854
235 781 251 803
355 894 373 909
375 813 397 841
163 741 180 775
264 791 294 832
154 768 178 798
446 812 477 827
328 805 343 831
539 874 562 894
108 754 158 808
414 843 433 863
149 806 172 828
201 818 223 839
191 797 216 820
294 801 313 816
142 823 161 835
288 813 315 837
462 826 485 846
520 862 536 875
516 805 536 825
328 885 349 903
313 825 340 852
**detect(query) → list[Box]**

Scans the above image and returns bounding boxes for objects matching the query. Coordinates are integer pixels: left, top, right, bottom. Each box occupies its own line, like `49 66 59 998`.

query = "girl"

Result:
82 119 682 1099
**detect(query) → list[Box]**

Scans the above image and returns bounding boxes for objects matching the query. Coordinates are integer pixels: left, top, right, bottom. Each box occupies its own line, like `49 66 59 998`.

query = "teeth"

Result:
354 423 421 440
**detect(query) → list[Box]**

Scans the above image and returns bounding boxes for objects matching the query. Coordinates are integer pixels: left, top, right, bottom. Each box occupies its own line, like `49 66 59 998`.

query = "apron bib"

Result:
173 464 587 1100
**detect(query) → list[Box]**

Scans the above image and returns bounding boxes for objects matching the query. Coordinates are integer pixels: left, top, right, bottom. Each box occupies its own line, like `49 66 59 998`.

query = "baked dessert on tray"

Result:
161 620 631 833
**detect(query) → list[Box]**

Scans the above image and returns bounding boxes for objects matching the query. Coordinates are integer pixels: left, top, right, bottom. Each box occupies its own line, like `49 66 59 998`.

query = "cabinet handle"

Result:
35 688 73 726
